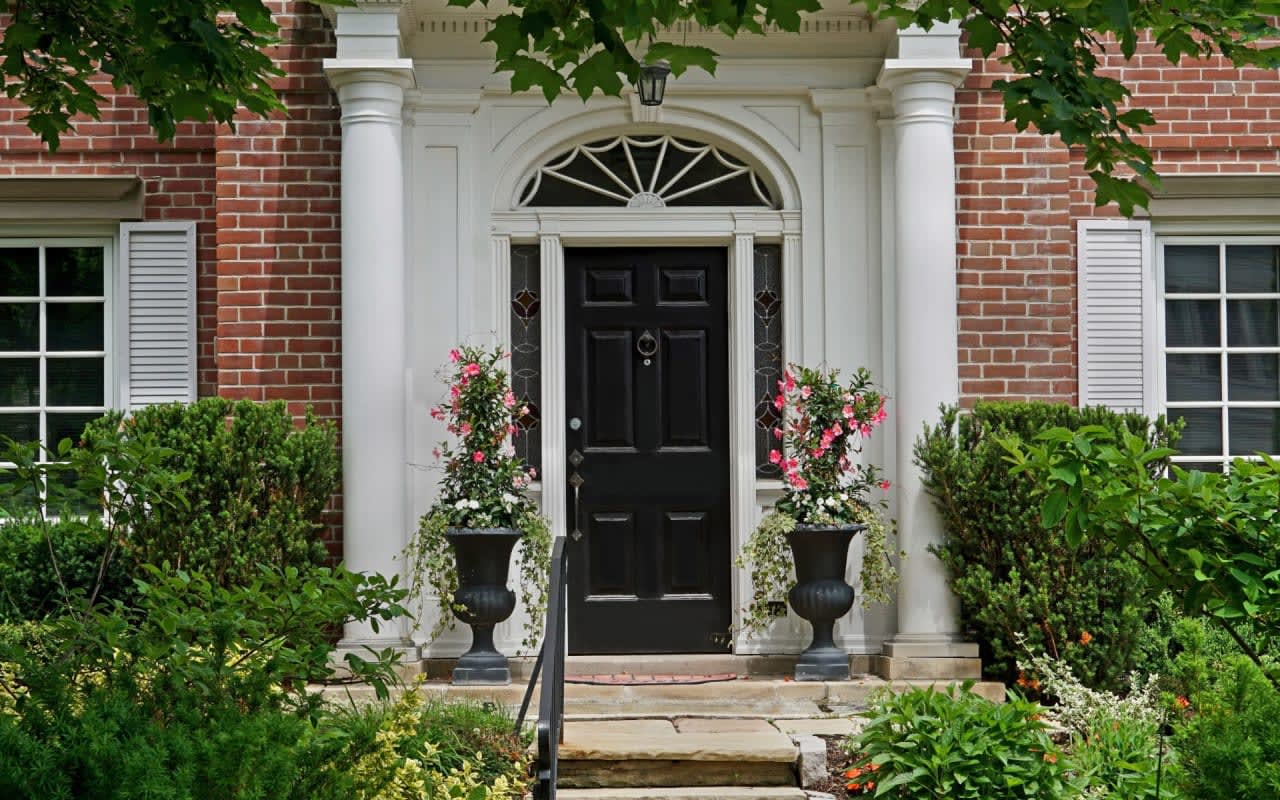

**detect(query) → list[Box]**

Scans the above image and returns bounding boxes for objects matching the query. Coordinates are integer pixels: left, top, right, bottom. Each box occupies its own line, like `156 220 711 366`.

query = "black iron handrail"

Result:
514 535 568 800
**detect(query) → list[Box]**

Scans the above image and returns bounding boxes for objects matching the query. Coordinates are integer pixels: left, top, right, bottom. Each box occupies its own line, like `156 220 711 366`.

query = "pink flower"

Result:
472 451 485 463
463 363 482 378
504 390 516 408
842 404 855 419
879 479 891 491
769 449 782 465
773 427 783 440
860 423 873 436
459 422 472 435
774 394 785 411
430 407 444 421
450 385 461 400
788 474 808 490
839 455 850 472
449 349 461 363
432 447 441 459
783 371 796 392
508 424 519 436
832 422 842 436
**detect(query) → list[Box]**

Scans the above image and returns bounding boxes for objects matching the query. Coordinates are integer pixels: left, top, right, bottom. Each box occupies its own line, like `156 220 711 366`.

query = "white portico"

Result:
325 0 977 676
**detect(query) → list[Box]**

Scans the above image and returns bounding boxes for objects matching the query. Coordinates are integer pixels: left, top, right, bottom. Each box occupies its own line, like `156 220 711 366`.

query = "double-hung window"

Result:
1160 240 1280 471
0 240 112 449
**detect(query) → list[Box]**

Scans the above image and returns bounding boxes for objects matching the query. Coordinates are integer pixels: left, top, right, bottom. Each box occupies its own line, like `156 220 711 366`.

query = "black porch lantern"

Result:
637 60 671 106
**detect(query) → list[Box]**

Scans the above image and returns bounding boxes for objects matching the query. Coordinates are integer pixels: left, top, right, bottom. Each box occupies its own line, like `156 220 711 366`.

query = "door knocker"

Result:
637 329 658 366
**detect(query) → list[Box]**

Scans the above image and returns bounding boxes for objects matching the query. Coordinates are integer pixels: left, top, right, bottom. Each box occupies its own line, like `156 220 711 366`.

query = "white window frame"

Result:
1155 234 1280 470
0 234 117 474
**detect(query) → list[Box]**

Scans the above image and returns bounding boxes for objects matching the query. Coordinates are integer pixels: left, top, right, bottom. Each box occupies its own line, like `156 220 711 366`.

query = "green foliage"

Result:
456 0 1280 212
915 401 1179 690
1067 715 1168 800
84 398 339 587
0 518 130 623
1005 427 1280 684
0 0 357 149
408 346 551 651
843 684 1068 799
1172 657 1280 800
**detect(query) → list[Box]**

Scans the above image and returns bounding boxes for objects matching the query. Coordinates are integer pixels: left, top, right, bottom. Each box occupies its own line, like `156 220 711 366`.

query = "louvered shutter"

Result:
119 222 197 408
1077 219 1157 416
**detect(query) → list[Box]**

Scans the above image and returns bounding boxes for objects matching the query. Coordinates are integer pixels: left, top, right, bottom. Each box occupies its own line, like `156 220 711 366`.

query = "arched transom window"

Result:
518 135 779 209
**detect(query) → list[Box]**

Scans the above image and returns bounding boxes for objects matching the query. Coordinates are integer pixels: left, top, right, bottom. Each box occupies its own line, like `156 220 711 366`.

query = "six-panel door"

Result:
564 247 732 653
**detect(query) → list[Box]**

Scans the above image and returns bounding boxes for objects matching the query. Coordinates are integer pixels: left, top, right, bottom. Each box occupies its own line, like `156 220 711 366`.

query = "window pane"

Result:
1170 408 1222 456
0 471 41 516
0 412 38 444
0 304 39 351
1226 300 1279 347
1172 461 1224 474
1226 245 1280 293
1166 353 1220 401
47 358 105 407
754 244 783 479
46 247 104 297
1164 245 1219 293
0 248 38 297
1228 354 1280 401
509 244 542 473
0 359 40 406
1228 408 1280 456
46 412 100 449
47 302 104 351
1165 300 1220 347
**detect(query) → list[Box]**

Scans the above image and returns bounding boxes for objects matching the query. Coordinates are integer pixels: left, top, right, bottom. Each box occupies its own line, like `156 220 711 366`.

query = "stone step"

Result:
318 676 1004 718
557 787 809 800
557 718 800 789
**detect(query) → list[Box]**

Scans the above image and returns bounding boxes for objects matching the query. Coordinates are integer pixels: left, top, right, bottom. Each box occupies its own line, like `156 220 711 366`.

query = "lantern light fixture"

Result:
636 59 671 106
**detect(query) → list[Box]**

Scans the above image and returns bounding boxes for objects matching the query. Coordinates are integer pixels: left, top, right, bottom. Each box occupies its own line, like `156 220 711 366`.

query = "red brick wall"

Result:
0 3 344 554
956 41 1280 407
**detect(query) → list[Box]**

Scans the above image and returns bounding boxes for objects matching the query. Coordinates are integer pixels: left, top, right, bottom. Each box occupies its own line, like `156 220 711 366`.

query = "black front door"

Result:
565 247 731 654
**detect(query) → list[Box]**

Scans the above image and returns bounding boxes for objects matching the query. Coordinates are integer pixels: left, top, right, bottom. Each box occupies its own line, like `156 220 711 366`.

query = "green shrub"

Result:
0 518 130 623
843 684 1068 799
84 398 340 586
1173 657 1280 800
914 401 1179 690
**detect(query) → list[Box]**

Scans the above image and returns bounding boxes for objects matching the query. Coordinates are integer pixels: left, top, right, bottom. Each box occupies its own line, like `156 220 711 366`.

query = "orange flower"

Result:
1043 752 1058 764
866 781 876 791
845 768 863 779
1080 630 1093 646
1176 695 1191 710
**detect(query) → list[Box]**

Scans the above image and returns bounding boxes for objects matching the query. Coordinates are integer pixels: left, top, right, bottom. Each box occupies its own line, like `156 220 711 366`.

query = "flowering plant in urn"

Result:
737 364 898 677
407 345 551 673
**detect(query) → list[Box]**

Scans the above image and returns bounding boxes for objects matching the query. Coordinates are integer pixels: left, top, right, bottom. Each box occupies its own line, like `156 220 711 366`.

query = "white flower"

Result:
468 499 480 510
501 492 518 505
454 499 468 510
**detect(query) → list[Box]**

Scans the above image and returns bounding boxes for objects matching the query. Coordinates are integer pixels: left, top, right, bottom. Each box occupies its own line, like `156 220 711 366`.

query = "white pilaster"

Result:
729 226 757 651
876 25 980 672
325 7 417 655
539 233 567 540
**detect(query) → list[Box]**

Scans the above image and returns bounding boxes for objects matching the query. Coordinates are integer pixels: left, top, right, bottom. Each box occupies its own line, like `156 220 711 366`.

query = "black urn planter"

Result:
786 523 864 682
445 527 523 685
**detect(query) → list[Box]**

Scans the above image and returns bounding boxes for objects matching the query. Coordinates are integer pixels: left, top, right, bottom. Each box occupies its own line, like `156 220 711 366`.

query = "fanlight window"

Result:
518 135 778 209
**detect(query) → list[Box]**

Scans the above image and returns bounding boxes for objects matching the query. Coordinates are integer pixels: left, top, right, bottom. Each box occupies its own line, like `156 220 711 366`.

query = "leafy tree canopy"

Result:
4 1 1279 213
457 0 1280 213
0 0 349 149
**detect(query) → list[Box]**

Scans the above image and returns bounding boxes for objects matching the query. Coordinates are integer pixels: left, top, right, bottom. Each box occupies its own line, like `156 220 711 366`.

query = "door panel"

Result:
566 247 731 654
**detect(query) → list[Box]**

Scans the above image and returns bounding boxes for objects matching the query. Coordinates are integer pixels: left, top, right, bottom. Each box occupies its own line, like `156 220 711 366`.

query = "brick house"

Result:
1 0 1276 677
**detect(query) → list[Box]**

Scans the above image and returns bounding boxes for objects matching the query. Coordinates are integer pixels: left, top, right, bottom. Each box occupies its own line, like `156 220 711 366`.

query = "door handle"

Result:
637 329 658 366
569 449 585 541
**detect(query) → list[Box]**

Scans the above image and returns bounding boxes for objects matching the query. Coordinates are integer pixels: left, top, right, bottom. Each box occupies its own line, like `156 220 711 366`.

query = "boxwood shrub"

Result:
914 401 1179 690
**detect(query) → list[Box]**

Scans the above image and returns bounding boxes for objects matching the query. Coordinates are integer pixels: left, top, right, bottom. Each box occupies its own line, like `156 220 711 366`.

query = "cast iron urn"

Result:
786 523 864 681
445 527 523 685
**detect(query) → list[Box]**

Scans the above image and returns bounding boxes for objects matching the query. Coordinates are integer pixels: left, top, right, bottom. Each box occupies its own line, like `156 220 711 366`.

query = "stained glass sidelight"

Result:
510 244 542 473
753 244 784 478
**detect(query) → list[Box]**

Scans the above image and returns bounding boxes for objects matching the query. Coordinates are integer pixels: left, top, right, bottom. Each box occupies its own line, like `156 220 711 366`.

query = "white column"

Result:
876 29 980 676
326 60 417 655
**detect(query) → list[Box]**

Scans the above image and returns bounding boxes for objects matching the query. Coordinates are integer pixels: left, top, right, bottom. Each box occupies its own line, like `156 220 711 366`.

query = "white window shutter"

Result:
119 222 198 409
1077 219 1157 416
